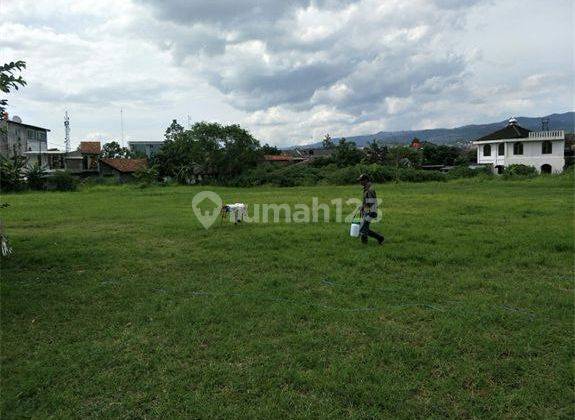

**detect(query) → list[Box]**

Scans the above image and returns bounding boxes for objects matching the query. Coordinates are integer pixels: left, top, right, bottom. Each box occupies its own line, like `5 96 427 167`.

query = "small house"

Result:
65 141 102 175
99 158 147 182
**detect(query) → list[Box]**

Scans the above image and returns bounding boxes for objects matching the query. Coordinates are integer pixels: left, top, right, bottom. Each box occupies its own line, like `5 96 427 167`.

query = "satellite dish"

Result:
12 115 22 123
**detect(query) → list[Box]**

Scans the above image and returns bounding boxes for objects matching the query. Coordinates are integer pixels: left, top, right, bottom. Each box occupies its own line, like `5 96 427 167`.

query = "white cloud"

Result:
0 0 573 147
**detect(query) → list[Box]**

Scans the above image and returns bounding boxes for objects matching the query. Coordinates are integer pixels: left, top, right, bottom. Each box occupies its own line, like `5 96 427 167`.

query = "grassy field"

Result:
1 176 573 418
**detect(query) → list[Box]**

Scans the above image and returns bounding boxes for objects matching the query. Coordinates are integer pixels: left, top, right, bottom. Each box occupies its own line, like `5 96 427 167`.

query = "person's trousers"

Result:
359 218 384 244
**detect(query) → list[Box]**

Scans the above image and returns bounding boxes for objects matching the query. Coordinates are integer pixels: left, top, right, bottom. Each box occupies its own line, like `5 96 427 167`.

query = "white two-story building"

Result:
473 118 566 174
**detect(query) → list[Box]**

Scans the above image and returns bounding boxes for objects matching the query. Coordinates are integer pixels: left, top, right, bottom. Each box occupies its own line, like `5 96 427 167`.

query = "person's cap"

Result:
357 173 370 182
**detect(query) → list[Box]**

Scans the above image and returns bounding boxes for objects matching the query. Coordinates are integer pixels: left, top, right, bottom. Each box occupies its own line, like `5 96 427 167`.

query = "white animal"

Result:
220 203 247 224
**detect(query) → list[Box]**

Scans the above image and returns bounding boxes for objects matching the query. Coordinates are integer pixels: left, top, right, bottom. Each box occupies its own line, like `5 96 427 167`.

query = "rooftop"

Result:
475 118 530 141
3 119 51 132
79 141 101 154
264 154 304 162
100 158 147 173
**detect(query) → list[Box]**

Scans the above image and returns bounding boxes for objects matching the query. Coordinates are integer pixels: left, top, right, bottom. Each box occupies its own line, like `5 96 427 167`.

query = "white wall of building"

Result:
476 134 565 174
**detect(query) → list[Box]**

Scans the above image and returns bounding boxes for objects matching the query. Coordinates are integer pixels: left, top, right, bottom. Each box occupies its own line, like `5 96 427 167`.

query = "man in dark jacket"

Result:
358 174 384 245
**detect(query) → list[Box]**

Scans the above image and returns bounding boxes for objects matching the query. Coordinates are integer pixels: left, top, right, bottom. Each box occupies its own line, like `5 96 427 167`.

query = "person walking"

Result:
358 174 384 245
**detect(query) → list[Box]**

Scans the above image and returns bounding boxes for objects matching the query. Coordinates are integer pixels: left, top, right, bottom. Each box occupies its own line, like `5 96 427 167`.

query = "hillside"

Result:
299 111 574 148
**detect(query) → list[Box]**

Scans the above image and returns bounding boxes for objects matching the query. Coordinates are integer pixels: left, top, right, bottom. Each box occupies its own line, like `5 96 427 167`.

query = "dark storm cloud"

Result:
132 0 486 115
137 0 356 25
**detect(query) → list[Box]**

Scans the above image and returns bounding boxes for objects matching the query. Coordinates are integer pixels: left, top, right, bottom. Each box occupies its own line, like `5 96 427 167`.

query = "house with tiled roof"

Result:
64 141 103 174
263 154 304 165
99 158 147 182
473 118 566 174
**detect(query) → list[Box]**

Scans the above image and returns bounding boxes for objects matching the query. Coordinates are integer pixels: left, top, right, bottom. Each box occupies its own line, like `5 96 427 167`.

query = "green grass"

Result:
1 176 573 418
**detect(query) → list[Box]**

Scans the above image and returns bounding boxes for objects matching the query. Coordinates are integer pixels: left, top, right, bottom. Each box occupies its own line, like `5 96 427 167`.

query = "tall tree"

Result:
164 119 184 142
154 121 261 182
332 138 363 167
363 139 387 164
322 133 334 149
0 61 26 115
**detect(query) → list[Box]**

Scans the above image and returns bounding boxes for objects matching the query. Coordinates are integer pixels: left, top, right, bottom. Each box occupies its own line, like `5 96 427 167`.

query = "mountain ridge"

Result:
293 111 574 148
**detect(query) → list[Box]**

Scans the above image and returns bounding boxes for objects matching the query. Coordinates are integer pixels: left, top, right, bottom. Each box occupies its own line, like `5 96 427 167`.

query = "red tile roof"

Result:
79 141 101 154
100 158 147 173
410 138 423 149
264 154 292 161
264 154 304 161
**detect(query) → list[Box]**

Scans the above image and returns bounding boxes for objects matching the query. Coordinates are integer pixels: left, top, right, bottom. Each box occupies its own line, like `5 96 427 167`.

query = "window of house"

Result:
513 142 523 155
542 141 552 154
27 129 35 139
36 131 46 141
483 144 491 156
498 143 504 156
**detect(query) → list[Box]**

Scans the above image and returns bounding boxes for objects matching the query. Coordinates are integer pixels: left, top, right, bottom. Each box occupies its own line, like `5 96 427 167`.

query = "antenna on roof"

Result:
64 110 70 153
541 117 549 131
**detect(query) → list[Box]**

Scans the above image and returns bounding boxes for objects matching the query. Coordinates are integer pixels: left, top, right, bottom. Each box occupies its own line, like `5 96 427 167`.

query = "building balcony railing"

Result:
528 130 564 140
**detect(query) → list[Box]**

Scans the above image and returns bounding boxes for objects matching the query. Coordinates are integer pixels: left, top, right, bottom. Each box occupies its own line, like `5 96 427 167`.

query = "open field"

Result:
1 176 573 417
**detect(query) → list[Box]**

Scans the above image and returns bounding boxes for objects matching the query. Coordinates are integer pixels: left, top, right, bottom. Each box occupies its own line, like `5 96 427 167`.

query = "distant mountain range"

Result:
296 111 574 148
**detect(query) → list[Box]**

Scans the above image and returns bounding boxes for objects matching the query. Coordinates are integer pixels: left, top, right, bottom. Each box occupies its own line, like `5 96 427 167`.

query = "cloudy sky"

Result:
1 0 573 149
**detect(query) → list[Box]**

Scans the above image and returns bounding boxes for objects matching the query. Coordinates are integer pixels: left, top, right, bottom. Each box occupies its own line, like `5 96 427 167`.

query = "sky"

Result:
1 0 573 149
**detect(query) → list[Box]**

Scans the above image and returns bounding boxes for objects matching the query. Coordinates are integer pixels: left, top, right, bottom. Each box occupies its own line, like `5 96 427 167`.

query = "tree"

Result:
363 139 387 164
101 141 133 159
332 138 364 167
261 143 281 155
385 145 422 168
1 61 26 115
164 119 184 142
454 148 477 165
422 143 461 166
322 133 334 149
154 121 261 183
385 145 423 182
219 124 261 177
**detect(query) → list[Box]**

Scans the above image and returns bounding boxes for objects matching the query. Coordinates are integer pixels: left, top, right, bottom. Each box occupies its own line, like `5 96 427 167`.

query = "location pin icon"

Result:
192 191 222 229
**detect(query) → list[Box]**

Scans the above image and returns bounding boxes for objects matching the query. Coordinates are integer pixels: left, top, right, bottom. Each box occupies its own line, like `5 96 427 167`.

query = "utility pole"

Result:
187 114 191 130
120 108 125 147
64 110 70 154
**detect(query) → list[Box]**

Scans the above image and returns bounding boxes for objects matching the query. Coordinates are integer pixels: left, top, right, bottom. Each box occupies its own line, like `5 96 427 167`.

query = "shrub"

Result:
503 164 537 178
50 171 77 191
134 165 159 186
309 156 334 167
321 163 447 184
25 163 47 190
446 165 492 179
0 157 26 192
81 176 117 186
